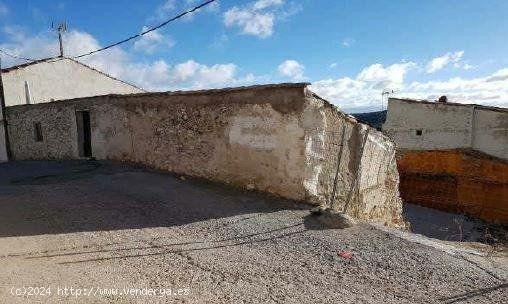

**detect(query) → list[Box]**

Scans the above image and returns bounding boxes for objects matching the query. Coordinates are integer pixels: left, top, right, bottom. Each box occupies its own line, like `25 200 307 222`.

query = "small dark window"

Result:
416 129 423 136
34 122 43 142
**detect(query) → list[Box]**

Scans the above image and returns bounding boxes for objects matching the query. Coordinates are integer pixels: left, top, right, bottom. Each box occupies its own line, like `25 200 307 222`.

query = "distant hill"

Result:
351 110 387 130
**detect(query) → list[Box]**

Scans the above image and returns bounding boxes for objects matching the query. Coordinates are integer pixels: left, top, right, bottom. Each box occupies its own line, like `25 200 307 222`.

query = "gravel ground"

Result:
404 203 508 245
0 160 506 304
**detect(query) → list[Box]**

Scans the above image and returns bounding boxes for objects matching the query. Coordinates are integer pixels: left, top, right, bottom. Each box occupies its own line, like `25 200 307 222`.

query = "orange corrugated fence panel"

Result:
398 150 508 224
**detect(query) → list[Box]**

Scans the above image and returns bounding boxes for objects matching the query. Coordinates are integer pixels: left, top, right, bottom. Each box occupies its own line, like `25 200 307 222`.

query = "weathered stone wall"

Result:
301 93 403 226
8 102 78 160
5 84 402 226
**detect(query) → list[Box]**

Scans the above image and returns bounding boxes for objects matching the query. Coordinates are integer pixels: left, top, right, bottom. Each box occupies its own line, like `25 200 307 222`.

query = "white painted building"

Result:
382 98 508 160
0 57 145 162
1 57 143 107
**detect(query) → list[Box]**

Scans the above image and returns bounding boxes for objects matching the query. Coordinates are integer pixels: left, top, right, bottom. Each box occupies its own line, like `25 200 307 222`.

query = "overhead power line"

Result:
73 0 217 59
0 49 37 62
0 0 217 63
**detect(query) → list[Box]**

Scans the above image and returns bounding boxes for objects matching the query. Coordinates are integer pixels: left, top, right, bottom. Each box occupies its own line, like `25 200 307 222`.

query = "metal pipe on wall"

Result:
0 57 12 161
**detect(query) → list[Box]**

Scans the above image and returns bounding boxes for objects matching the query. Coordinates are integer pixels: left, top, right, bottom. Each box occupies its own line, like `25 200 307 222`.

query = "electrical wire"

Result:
0 0 217 62
0 49 37 62
72 0 217 59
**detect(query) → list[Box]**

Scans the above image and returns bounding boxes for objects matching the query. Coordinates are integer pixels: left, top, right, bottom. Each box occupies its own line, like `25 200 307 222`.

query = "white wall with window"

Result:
382 98 508 160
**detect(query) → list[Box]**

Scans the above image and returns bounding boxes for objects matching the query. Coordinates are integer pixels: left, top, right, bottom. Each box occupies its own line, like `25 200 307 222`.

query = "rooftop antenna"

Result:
51 21 67 58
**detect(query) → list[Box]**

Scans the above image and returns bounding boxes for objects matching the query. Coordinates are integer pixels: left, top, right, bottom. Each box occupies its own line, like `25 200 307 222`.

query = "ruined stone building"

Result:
383 97 508 223
0 57 144 162
1 83 404 226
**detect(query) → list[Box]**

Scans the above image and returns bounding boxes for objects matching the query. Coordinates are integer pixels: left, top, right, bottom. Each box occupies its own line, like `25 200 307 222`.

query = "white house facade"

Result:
0 57 144 162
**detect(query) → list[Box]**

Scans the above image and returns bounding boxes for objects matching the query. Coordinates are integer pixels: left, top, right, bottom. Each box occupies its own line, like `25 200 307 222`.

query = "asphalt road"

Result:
0 160 506 303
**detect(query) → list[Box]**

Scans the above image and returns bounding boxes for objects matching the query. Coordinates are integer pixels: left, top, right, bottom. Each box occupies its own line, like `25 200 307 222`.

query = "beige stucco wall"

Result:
5 84 403 226
472 108 508 159
2 58 143 107
383 98 508 160
383 98 472 150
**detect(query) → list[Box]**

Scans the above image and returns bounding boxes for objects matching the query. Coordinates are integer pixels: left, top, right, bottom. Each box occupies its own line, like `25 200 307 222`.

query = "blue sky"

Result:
1 0 508 112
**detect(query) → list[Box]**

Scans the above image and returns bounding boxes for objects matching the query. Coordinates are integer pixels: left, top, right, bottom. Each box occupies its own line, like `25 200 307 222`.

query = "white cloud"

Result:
224 7 274 38
403 71 508 108
161 0 176 11
73 36 240 91
312 60 508 112
133 27 175 54
341 38 355 48
312 77 368 110
200 0 221 12
224 0 297 38
0 27 257 92
0 26 59 65
3 24 506 112
209 33 229 50
171 60 201 82
253 0 284 10
486 68 508 82
0 2 8 16
357 62 416 88
154 0 176 20
311 61 416 111
461 63 474 70
153 0 219 23
278 59 305 80
169 60 237 88
426 51 464 74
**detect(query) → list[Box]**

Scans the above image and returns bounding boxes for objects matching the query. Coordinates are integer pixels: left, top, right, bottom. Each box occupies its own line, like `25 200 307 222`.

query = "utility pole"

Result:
0 57 12 161
52 21 67 57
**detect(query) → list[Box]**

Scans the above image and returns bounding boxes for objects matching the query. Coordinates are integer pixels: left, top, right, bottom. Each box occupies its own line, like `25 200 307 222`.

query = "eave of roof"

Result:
389 97 508 113
0 57 60 73
1 56 145 92
6 82 311 107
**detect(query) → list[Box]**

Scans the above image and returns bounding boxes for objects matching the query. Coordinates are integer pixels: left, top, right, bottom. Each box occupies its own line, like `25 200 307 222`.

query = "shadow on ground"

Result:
404 203 508 245
0 160 312 238
439 282 508 304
